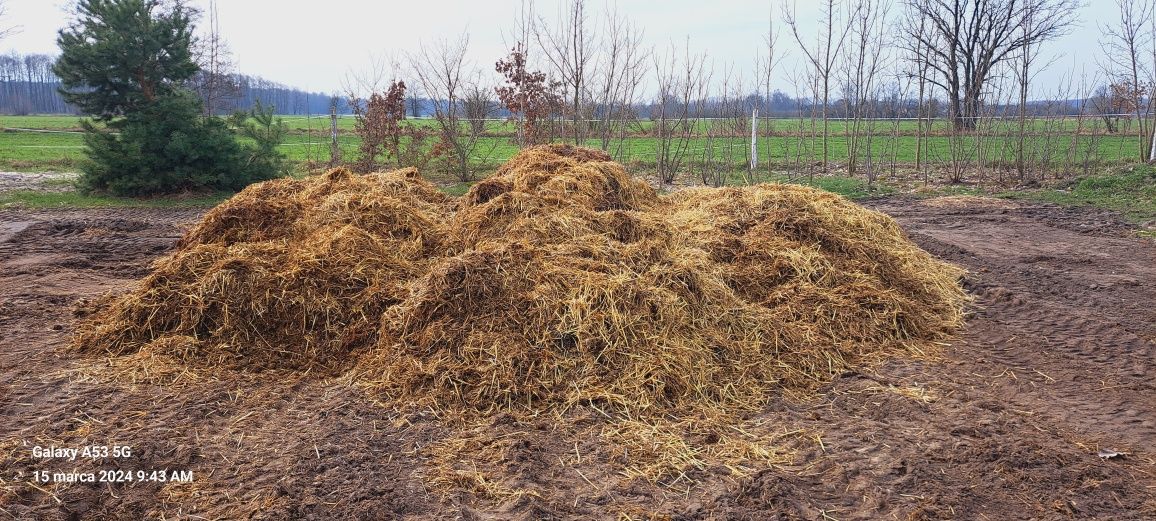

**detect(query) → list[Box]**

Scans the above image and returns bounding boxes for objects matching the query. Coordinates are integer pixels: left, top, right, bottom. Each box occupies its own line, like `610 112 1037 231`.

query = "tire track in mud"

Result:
0 210 198 275
3 200 1155 520
0 208 446 520
0 209 202 331
882 198 1156 457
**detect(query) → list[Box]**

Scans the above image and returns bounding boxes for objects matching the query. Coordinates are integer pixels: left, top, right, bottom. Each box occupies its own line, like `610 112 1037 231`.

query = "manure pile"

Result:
75 144 967 416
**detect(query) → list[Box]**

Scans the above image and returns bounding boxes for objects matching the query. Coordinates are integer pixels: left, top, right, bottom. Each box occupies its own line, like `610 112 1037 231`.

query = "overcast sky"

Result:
0 0 1119 98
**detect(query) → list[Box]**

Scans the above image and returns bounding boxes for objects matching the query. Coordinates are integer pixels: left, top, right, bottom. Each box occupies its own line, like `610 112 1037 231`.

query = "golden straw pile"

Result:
74 144 967 417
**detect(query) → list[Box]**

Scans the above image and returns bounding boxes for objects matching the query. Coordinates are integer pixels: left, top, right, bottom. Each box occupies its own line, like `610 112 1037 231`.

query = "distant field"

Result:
1 114 1146 174
0 115 93 130
10 112 1145 134
4 115 1154 224
277 112 1148 135
0 129 85 171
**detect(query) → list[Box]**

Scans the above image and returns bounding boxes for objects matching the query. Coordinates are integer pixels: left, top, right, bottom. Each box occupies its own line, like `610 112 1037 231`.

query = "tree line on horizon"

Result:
336 0 1155 185
3 0 1156 196
0 52 342 116
1 49 1146 122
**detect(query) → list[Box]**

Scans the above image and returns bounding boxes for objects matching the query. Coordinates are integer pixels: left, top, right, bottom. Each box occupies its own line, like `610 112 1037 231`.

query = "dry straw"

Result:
75 142 967 418
73 144 968 487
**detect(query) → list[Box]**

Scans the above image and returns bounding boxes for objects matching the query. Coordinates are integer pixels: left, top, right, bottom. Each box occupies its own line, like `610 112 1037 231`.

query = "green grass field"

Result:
0 129 85 171
4 114 1146 175
3 113 1154 224
274 112 1150 136
0 115 94 130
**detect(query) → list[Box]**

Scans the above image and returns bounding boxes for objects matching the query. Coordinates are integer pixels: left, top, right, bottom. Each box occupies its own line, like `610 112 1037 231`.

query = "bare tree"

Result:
343 53 398 105
886 73 913 177
409 33 488 182
1076 72 1108 173
591 4 647 157
1100 0 1155 160
0 1 14 41
983 67 1016 181
1090 84 1128 133
723 67 747 184
784 67 813 179
1038 72 1078 179
1014 1 1061 179
407 84 422 118
699 63 743 187
757 11 782 178
901 9 938 177
536 0 594 145
840 0 891 178
462 78 494 135
652 40 709 185
191 0 239 115
785 0 854 169
902 0 1078 131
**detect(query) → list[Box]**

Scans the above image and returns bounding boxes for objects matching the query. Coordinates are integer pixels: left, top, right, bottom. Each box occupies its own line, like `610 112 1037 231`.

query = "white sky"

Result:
0 0 1120 99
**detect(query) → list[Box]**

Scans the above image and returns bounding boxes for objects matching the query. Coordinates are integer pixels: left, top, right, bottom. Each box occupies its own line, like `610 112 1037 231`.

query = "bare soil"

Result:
0 172 78 194
1 197 1154 520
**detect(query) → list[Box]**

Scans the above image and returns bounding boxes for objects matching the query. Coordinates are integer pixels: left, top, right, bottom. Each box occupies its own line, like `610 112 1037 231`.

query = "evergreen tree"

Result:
229 99 289 179
54 0 284 195
55 0 198 120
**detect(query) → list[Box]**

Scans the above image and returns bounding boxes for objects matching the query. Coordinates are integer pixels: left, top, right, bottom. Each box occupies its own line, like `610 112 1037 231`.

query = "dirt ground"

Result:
0 173 77 193
1 196 1153 520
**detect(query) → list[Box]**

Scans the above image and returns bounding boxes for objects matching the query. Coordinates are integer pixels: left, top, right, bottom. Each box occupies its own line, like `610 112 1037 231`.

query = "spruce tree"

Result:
55 0 284 195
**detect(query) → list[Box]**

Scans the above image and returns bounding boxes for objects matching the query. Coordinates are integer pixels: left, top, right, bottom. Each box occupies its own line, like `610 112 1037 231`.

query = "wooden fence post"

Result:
750 106 758 173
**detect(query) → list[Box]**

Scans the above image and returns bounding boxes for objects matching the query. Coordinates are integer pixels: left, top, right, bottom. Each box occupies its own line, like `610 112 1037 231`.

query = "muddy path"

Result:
0 172 78 194
1 198 1153 520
